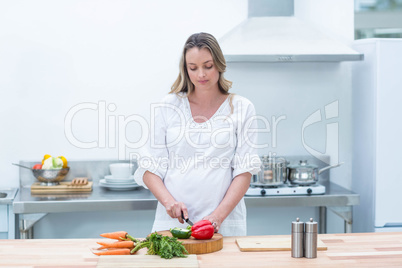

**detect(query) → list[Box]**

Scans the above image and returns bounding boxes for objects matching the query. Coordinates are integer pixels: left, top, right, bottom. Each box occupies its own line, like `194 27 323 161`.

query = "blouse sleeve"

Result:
133 99 169 189
232 100 262 178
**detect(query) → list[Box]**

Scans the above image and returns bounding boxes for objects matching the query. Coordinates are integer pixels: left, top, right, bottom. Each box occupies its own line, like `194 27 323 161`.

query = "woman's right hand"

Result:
143 171 188 224
143 171 189 224
165 201 188 224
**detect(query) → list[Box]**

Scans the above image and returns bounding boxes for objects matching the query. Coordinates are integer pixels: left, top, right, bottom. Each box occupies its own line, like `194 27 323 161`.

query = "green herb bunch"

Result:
130 232 188 259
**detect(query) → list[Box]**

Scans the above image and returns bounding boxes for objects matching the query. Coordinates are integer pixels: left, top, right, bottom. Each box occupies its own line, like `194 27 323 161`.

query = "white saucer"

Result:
104 175 135 183
99 179 141 191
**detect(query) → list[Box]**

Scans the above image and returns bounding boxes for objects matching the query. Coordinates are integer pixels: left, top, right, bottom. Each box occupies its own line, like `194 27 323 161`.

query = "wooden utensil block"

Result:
157 231 223 255
31 181 93 194
236 235 327 252
97 254 199 268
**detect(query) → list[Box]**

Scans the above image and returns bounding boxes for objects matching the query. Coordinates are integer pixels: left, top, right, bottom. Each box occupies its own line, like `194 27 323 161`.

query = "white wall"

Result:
227 61 353 189
295 0 355 45
0 0 247 188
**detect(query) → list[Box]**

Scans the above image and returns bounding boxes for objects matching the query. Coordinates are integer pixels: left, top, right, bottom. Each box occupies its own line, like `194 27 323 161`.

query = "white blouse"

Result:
134 92 261 236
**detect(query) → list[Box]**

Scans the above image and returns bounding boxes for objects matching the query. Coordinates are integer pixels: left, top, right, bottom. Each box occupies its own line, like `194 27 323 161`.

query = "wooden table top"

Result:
1 232 401 267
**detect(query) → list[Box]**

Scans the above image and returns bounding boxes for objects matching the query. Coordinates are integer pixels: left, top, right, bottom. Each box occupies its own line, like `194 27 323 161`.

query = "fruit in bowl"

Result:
33 155 70 185
42 156 63 169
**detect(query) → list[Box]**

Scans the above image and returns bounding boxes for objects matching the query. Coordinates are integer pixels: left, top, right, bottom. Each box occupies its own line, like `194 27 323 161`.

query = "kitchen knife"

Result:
181 211 194 226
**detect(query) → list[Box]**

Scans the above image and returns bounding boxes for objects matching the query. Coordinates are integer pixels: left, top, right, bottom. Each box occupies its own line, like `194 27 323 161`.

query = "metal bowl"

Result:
32 167 70 185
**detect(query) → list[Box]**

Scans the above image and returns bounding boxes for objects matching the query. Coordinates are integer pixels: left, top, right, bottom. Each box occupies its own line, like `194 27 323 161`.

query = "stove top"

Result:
245 183 326 196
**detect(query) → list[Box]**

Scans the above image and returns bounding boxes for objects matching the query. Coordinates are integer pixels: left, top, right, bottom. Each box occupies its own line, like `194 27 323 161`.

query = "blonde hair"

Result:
170 32 234 113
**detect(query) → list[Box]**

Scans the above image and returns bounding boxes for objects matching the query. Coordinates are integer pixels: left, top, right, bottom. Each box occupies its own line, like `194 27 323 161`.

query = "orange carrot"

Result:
93 248 131 256
97 247 125 251
100 231 127 240
96 240 134 249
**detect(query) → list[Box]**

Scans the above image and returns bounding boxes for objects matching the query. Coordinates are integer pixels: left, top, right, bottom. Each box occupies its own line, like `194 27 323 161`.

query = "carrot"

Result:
93 248 131 256
100 231 127 240
97 247 125 251
96 240 134 249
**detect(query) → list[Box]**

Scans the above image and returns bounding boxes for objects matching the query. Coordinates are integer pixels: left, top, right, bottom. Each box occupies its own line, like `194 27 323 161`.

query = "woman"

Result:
134 32 261 236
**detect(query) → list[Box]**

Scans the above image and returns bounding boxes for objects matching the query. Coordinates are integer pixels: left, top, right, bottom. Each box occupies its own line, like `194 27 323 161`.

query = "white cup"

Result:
109 163 133 178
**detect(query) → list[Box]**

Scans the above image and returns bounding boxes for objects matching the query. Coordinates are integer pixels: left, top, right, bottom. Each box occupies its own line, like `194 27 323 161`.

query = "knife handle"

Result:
181 210 186 221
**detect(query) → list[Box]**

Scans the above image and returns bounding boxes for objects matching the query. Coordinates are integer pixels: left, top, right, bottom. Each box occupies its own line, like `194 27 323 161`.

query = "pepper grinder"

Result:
291 218 304 258
304 218 318 258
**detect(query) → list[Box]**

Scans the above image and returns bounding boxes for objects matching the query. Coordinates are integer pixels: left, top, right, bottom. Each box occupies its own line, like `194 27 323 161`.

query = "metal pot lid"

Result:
288 160 317 169
260 155 286 163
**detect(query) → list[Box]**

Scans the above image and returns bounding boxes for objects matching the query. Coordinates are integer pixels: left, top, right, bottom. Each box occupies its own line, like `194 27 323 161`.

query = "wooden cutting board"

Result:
97 254 198 268
157 230 223 255
236 236 327 252
30 181 93 194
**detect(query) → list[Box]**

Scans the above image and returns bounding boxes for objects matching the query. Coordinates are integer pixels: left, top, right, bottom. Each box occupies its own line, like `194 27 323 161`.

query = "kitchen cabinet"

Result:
0 205 8 237
0 189 17 239
1 232 401 267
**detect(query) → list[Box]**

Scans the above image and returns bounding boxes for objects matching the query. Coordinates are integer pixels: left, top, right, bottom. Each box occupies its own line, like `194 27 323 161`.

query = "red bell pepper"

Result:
191 220 214 240
191 220 211 230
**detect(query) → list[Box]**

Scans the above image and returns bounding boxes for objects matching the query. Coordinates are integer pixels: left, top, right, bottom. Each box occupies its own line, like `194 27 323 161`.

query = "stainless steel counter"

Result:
14 158 359 238
13 180 359 238
0 188 18 205
13 185 156 213
13 181 358 213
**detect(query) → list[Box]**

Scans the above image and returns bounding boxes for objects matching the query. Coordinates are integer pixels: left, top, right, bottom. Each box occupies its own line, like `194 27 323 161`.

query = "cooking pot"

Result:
287 160 343 185
257 156 287 186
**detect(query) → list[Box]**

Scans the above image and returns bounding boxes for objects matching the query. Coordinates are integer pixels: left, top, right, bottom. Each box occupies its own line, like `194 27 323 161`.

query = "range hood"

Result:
219 17 364 62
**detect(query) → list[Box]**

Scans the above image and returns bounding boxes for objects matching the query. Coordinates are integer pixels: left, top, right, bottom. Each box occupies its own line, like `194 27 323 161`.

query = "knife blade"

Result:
181 211 194 226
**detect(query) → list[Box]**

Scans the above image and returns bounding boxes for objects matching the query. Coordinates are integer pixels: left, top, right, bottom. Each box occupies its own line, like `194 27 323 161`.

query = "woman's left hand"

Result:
202 214 222 233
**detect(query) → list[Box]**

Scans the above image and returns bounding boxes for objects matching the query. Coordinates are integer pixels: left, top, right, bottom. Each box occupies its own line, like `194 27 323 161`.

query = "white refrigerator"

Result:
352 39 402 233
